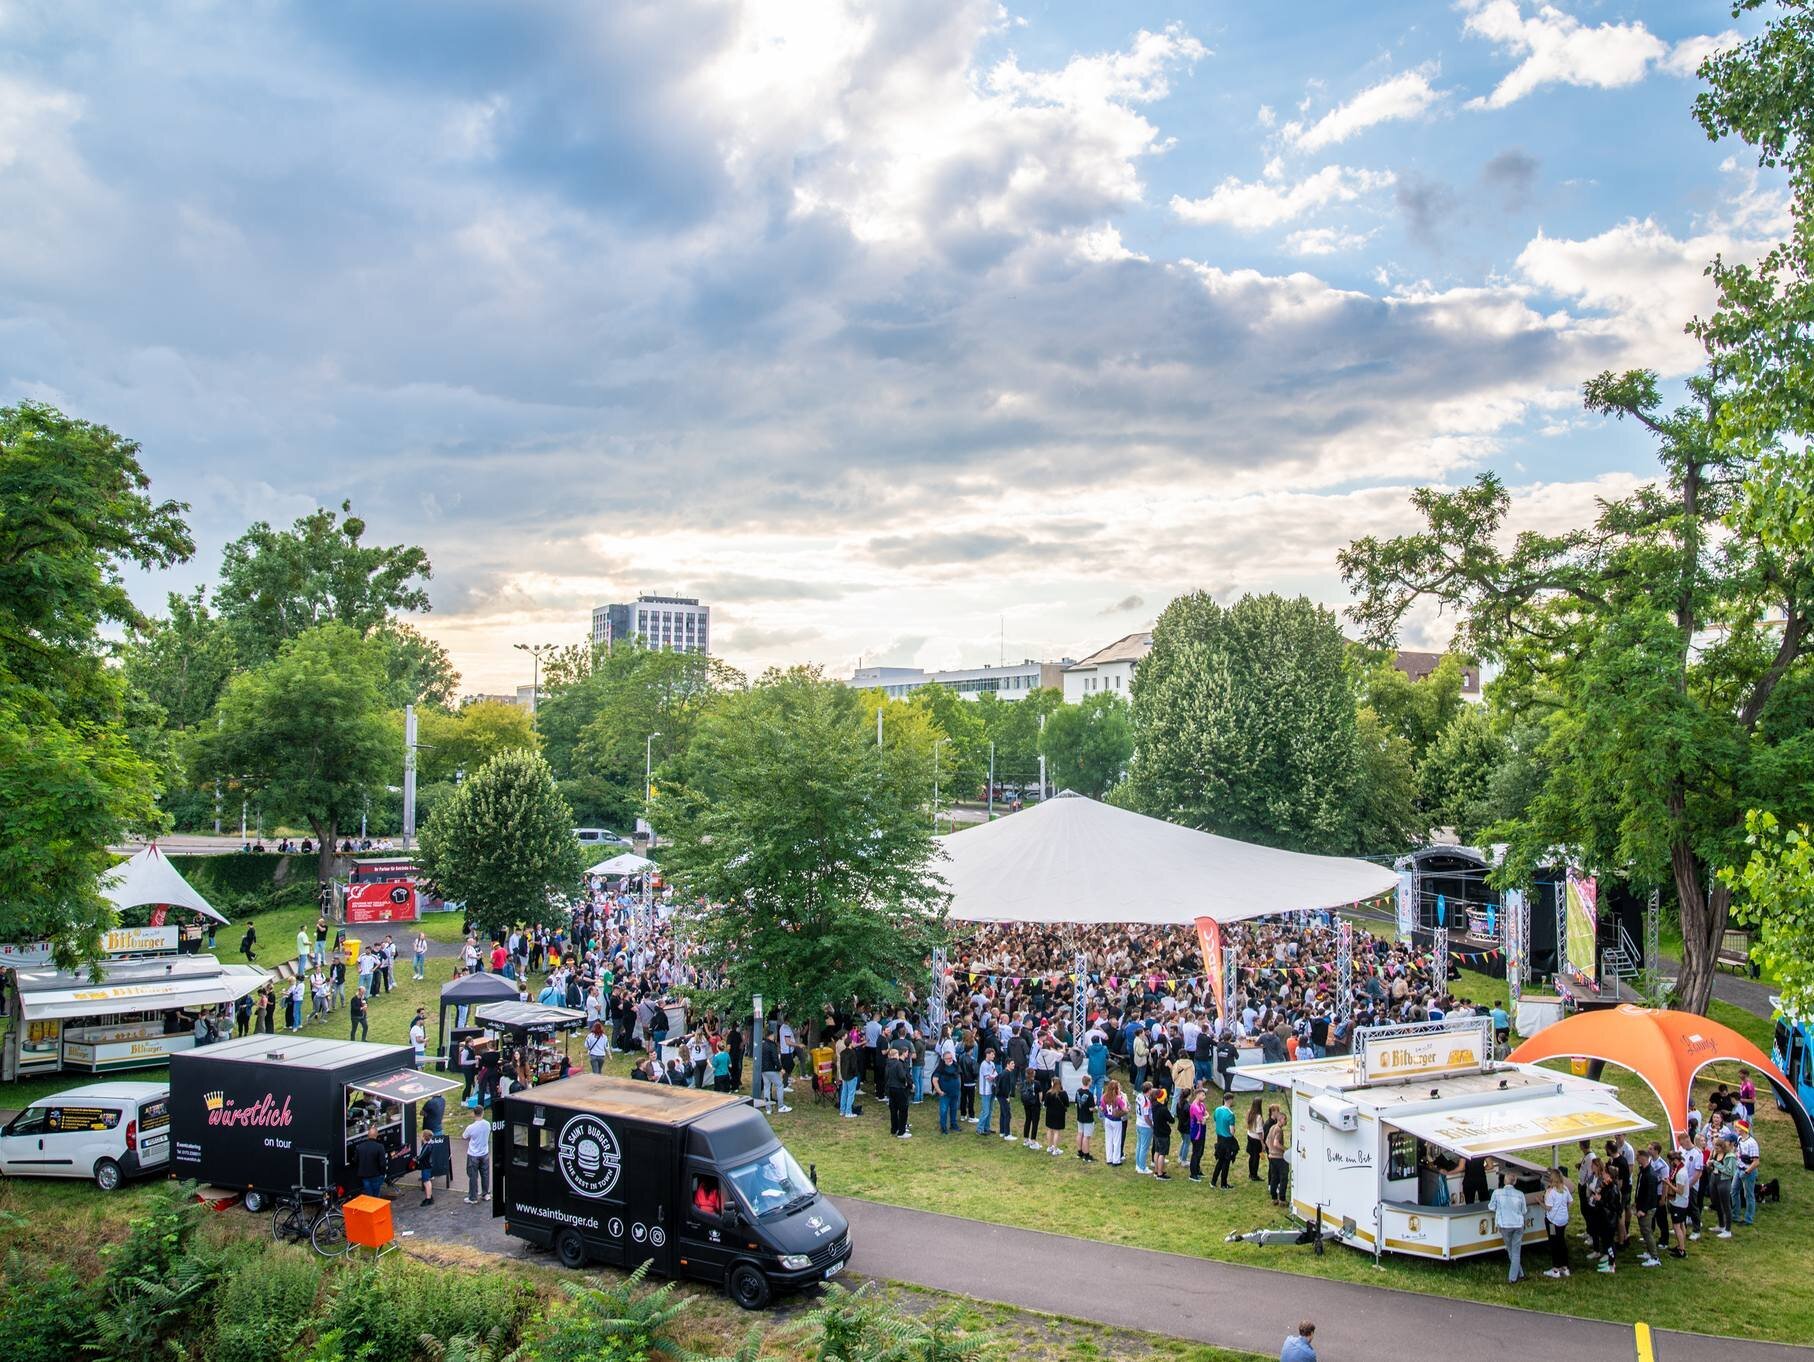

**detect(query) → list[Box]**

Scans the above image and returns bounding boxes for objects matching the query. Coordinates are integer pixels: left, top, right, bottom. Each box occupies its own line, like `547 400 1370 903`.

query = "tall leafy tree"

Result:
412 699 539 785
0 402 192 964
974 687 1064 793
1340 370 1814 1013
1039 690 1133 798
906 682 988 795
1356 651 1468 762
417 749 585 939
213 499 433 667
662 668 948 1022
1416 703 1508 844
1121 592 1363 853
199 624 393 883
121 587 237 731
375 620 460 709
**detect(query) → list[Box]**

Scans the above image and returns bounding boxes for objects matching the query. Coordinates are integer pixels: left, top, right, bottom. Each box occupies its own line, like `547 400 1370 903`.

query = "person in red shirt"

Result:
692 1176 722 1217
490 942 508 974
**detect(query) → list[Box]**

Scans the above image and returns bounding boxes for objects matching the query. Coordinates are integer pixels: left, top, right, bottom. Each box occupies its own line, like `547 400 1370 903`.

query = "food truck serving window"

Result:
726 1148 815 1218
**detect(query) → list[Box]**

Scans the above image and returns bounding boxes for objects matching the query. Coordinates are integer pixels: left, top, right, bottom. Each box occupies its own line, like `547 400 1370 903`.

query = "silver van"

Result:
0 1081 171 1190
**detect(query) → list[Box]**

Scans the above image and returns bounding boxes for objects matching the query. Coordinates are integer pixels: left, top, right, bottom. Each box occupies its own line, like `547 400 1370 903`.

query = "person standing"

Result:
1489 1171 1529 1283
258 984 276 1035
885 1042 911 1139
1211 1091 1238 1188
1632 1148 1663 1266
586 1022 609 1075
933 1047 960 1134
1541 1168 1572 1278
240 923 258 963
314 914 329 967
1133 1082 1154 1174
410 1013 429 1067
1042 1079 1069 1156
1264 1105 1289 1206
1020 1069 1043 1149
1664 1152 1693 1259
758 1029 788 1113
295 926 312 979
975 1048 998 1135
1186 1088 1208 1182
413 929 429 981
1075 1082 1097 1162
349 987 369 1042
463 1114 491 1203
353 1131 388 1199
1100 1079 1128 1166
1735 1123 1761 1225
1710 1134 1738 1237
1149 1086 1173 1180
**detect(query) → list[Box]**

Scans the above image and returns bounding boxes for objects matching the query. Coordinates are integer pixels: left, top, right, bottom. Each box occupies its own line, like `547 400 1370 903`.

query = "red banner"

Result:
1194 916 1223 1014
346 880 418 924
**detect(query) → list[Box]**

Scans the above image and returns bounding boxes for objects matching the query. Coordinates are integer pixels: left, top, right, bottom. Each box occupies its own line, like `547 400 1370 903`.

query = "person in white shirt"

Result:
463 1116 491 1203
1541 1169 1572 1277
410 1018 427 1066
1488 1170 1530 1283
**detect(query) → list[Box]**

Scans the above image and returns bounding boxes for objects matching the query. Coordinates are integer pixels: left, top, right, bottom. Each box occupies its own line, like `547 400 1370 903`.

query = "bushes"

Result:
520 1262 690 1362
1 1250 95 1362
211 1243 327 1362
324 1257 538 1361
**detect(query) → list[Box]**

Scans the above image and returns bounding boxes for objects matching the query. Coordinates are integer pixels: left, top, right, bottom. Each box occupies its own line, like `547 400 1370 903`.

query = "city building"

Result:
846 658 1071 701
591 594 712 655
1062 631 1152 703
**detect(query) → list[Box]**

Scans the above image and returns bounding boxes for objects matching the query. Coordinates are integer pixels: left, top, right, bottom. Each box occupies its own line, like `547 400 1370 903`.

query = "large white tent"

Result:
100 844 228 924
934 792 1396 926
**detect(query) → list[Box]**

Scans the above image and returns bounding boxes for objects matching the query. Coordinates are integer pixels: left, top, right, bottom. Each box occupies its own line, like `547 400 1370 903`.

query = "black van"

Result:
495 1074 851 1309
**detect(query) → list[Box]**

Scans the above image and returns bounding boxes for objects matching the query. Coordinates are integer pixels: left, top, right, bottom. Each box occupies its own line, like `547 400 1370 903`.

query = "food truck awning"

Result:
588 852 654 877
1386 1089 1653 1159
347 1069 463 1103
474 1001 587 1032
17 962 267 1020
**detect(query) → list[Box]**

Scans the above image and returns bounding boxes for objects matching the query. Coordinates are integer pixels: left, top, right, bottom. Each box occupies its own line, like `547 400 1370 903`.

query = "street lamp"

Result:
932 738 948 832
512 642 558 729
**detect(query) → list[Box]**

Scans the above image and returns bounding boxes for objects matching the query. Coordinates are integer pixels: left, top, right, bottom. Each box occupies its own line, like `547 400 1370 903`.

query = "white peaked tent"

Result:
934 792 1397 925
99 843 229 924
588 852 655 877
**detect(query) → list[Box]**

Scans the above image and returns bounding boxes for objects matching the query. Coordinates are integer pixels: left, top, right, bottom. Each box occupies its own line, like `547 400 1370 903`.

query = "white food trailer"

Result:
1232 1017 1653 1261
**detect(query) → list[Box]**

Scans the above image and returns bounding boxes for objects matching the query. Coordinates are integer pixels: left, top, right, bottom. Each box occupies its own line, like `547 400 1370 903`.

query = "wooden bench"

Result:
1716 928 1755 975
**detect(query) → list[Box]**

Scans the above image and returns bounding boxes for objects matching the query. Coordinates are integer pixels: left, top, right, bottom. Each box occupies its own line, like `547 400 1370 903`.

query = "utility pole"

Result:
988 742 995 820
402 703 418 851
512 641 557 730
1037 711 1048 801
933 738 947 832
876 706 883 748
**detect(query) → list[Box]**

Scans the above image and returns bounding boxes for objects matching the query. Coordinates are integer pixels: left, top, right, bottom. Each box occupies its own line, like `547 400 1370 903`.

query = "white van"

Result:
0 1081 171 1190
573 827 629 847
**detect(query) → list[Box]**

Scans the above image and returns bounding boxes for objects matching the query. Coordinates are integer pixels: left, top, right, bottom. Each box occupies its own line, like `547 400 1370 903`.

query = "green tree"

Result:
1416 703 1508 844
662 668 947 1022
1692 2 1813 451
213 500 433 667
199 624 393 883
412 700 539 786
906 683 987 796
1356 651 1468 762
0 402 191 964
1350 704 1423 851
375 620 460 709
417 749 587 939
121 587 237 732
1120 592 1363 853
974 687 1063 795
1724 809 1814 1019
1340 368 1814 1013
552 644 743 828
1039 691 1132 797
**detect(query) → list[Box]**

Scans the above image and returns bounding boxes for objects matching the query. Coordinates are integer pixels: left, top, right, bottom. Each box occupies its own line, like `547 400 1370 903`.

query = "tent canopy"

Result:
1509 1004 1804 1139
14 956 266 1020
1388 1087 1652 1159
588 852 654 877
100 844 227 924
935 792 1398 926
440 971 522 1004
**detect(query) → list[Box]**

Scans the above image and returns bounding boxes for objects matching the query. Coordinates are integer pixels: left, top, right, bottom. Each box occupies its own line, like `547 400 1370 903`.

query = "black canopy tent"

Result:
474 1000 588 1086
436 971 520 1070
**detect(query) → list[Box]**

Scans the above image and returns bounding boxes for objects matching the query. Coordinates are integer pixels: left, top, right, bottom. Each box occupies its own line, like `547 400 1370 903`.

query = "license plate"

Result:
824 1260 845 1280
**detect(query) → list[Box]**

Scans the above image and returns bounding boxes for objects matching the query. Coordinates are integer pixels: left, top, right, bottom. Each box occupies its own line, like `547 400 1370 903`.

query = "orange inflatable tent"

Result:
1509 1004 1814 1167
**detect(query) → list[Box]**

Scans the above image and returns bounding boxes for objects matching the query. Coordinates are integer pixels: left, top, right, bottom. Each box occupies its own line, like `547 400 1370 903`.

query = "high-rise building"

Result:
591 594 711 655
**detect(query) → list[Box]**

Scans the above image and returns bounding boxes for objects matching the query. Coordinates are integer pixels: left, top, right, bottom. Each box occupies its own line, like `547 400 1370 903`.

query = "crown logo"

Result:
203 1091 225 1112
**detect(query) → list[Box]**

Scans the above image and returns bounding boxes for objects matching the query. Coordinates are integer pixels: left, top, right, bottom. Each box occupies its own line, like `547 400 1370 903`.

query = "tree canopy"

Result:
661 668 948 1023
0 403 191 964
1039 690 1132 798
417 748 585 939
198 623 394 882
1120 592 1365 853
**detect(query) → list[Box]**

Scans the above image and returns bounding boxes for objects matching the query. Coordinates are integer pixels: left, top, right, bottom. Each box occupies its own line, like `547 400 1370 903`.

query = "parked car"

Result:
574 828 631 847
0 1081 171 1190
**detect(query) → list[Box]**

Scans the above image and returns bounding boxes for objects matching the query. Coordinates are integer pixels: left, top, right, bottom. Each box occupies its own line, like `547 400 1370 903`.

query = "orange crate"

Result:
343 1194 393 1248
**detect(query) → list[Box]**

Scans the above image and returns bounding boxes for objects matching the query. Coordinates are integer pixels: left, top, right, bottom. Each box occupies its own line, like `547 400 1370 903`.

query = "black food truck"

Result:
496 1074 852 1309
169 1035 460 1211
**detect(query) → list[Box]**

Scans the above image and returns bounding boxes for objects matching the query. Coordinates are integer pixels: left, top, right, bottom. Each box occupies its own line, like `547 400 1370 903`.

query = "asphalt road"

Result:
369 1185 1814 1362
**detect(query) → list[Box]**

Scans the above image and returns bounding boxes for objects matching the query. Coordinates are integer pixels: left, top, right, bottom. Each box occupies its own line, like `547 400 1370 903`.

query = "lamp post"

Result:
932 738 948 832
644 732 662 925
512 642 558 730
987 741 996 821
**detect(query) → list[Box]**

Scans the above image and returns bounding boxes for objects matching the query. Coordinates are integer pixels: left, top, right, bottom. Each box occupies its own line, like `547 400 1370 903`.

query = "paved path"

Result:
834 1197 1814 1362
373 1184 1810 1362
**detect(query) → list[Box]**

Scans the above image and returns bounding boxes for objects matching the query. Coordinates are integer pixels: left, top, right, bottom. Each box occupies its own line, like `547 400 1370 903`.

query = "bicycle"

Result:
270 1185 351 1257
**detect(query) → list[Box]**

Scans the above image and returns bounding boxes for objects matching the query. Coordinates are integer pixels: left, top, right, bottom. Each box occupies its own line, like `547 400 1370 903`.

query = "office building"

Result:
591 594 712 655
1062 631 1152 703
846 658 1070 701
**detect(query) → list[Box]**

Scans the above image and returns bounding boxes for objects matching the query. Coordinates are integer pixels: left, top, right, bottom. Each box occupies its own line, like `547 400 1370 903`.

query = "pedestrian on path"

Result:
1489 1171 1528 1282
463 1115 491 1203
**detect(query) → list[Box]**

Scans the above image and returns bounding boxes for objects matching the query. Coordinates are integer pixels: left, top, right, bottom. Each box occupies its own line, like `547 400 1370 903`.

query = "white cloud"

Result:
1285 226 1375 256
1171 164 1394 229
1256 103 1276 127
1071 223 1147 262
1285 70 1443 151
1460 1 1737 110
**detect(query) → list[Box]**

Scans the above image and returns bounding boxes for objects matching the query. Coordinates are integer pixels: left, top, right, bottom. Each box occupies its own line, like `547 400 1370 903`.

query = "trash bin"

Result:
1570 1057 1590 1077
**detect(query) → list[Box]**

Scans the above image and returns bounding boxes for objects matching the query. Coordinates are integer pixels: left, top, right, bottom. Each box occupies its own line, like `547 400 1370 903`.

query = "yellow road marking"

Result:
1635 1321 1656 1362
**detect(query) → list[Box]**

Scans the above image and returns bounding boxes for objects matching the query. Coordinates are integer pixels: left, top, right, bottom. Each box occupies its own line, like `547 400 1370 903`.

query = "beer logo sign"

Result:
556 1115 622 1199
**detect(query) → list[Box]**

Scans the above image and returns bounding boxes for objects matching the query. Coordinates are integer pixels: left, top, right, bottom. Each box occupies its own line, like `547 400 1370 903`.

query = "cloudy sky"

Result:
1 1 1781 692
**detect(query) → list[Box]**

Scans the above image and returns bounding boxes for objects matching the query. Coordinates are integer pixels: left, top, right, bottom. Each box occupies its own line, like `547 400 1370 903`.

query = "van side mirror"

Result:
721 1204 739 1228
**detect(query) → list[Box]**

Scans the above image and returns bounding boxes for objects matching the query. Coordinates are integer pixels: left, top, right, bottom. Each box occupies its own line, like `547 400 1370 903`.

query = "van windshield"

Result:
725 1148 815 1219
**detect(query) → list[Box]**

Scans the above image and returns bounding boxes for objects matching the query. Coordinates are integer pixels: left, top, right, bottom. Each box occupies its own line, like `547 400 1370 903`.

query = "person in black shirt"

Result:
885 1044 912 1138
1462 1156 1491 1205
1042 1082 1069 1155
1075 1085 1097 1162
1020 1072 1042 1147
349 987 369 1042
1149 1087 1174 1179
354 1133 388 1198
